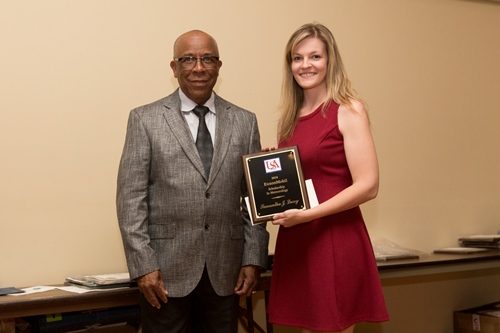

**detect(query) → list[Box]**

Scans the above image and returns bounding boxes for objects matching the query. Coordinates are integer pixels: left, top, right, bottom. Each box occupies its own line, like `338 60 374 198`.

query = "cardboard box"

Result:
454 301 500 333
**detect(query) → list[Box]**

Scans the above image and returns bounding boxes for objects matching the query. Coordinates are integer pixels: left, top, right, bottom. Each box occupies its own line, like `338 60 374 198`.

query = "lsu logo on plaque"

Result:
264 157 282 173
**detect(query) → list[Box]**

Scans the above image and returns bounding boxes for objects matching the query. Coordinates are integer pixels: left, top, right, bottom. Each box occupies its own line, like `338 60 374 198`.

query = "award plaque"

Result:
242 146 310 224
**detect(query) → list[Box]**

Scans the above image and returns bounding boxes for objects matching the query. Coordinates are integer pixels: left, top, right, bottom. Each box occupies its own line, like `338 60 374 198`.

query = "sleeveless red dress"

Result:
267 102 389 331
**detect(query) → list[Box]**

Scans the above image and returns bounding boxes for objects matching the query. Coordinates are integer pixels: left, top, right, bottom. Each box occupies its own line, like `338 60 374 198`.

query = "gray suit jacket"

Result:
117 89 269 297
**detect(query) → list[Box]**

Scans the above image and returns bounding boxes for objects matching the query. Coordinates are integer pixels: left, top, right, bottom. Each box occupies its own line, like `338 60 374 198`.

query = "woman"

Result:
267 23 389 333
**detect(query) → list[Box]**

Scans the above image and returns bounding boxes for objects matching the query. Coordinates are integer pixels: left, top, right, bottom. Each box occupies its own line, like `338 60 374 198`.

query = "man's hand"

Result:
234 265 261 297
137 270 168 309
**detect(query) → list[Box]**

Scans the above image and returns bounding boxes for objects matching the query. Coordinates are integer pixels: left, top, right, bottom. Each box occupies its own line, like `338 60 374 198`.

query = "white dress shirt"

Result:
179 89 216 143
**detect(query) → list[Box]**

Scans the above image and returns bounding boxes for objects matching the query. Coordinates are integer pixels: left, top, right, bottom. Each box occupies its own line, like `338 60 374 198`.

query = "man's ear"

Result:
170 61 178 78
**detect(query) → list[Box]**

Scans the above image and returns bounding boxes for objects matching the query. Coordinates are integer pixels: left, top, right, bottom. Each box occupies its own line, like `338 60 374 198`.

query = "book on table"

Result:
458 235 500 249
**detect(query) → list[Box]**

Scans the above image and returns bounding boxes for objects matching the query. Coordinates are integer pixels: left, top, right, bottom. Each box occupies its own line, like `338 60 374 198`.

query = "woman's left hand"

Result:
272 209 307 228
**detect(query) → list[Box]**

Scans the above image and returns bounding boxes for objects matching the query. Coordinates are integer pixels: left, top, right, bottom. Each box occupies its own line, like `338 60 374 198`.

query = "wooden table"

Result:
0 287 140 319
0 285 269 333
2 251 500 333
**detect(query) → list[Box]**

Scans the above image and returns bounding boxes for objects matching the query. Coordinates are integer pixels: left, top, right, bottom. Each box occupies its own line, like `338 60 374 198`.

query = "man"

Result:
116 30 269 333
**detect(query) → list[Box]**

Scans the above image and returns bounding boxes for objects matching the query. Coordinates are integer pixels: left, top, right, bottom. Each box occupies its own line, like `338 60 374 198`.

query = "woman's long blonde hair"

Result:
278 22 364 142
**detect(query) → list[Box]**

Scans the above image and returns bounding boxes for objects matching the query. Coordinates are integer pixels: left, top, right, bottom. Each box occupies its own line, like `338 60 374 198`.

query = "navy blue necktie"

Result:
192 105 213 177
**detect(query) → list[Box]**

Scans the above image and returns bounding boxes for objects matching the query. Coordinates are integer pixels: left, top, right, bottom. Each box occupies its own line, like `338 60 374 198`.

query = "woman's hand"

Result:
272 209 309 228
261 147 276 152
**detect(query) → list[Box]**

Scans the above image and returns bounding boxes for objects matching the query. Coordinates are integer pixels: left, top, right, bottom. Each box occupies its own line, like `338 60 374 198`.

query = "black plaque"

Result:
242 146 310 224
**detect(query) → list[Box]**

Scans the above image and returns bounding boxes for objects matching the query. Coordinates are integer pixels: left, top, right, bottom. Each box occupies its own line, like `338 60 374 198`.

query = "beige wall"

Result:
1 0 499 318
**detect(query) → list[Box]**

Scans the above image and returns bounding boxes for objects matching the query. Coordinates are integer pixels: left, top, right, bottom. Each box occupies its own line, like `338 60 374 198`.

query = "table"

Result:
0 287 140 319
0 285 268 333
2 251 500 333
376 250 500 278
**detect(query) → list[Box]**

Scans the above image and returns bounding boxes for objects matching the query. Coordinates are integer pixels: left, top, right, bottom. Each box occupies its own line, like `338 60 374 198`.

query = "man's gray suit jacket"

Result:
117 89 269 297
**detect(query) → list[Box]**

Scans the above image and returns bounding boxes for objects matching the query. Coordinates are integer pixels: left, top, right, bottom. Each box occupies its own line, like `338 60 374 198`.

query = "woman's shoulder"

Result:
340 98 366 112
338 99 368 119
337 99 371 134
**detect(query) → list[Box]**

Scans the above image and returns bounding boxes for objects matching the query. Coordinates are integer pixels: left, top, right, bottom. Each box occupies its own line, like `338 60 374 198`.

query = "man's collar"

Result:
179 89 216 113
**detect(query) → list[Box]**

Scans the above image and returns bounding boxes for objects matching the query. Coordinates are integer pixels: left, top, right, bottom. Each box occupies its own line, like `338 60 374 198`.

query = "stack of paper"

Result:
65 273 133 289
458 235 500 249
371 237 422 262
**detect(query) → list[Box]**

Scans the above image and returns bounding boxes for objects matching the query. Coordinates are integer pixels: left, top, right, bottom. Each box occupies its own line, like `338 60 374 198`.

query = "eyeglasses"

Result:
174 56 220 69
